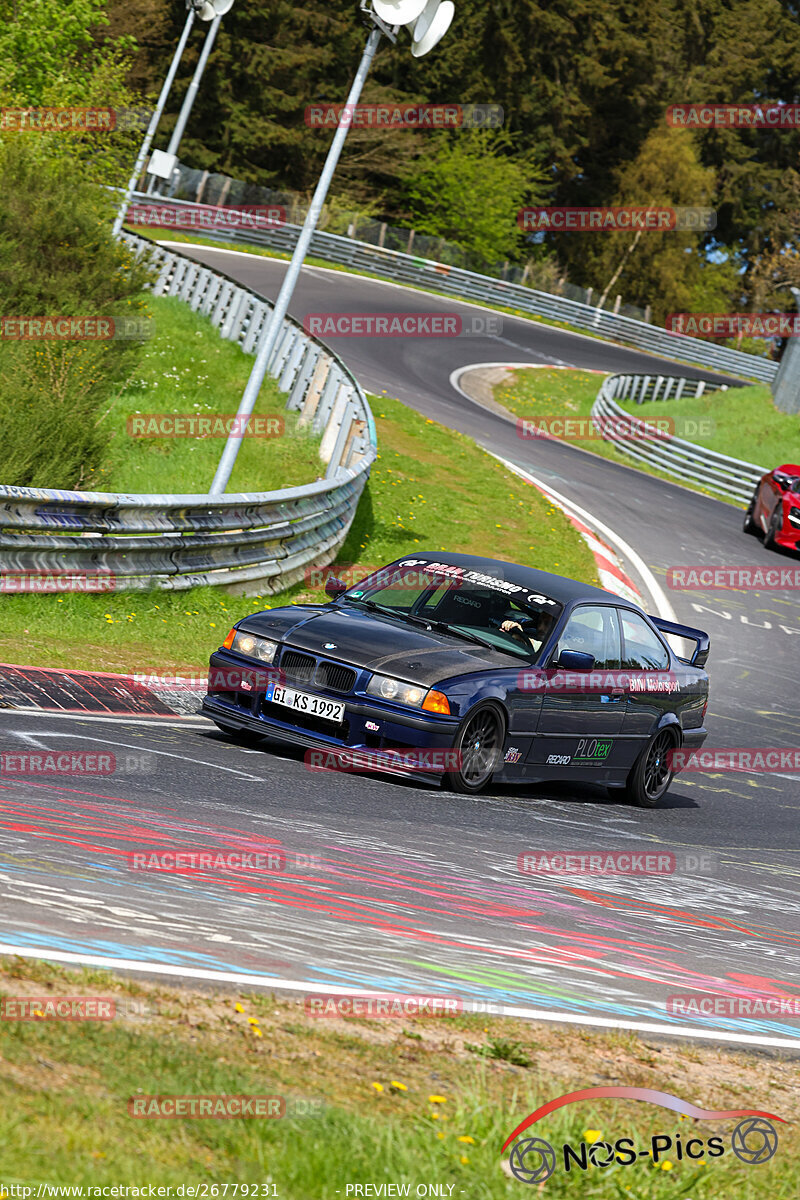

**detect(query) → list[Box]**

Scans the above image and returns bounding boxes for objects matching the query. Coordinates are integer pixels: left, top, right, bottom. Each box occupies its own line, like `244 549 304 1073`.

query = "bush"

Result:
0 139 152 488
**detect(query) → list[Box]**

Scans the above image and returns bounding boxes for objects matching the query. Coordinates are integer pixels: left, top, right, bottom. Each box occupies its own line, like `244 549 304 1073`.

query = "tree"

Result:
402 131 546 266
0 0 142 187
564 125 730 323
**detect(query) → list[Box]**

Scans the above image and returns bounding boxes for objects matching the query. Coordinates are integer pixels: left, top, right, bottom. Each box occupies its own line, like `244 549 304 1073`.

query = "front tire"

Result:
764 508 781 550
443 703 505 794
622 728 677 808
743 490 759 535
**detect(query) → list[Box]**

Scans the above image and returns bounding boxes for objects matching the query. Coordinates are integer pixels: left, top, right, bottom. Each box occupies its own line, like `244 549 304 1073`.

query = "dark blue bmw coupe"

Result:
202 553 710 806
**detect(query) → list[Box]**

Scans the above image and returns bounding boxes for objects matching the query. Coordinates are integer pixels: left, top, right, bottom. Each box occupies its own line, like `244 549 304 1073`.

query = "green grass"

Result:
1 957 798 1195
623 380 800 469
0 392 597 675
95 294 323 495
493 367 800 502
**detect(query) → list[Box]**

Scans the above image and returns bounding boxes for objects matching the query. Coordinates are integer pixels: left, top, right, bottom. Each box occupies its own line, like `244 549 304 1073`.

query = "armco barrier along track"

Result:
591 373 767 504
129 192 777 384
0 234 377 593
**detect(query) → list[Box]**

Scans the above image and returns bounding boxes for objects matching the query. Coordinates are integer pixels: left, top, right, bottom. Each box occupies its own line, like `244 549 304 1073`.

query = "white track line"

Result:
493 455 677 622
449 362 605 398
0 943 797 1050
2 709 209 728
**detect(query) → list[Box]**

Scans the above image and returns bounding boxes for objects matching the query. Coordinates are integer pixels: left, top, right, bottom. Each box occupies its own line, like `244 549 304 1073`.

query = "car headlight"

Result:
366 674 427 707
788 506 800 528
231 630 278 663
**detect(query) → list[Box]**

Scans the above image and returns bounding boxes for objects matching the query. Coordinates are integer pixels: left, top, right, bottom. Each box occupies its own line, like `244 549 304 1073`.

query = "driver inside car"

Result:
500 609 554 652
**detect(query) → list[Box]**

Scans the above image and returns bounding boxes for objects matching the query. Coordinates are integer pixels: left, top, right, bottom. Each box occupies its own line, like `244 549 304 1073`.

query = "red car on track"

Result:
744 464 800 551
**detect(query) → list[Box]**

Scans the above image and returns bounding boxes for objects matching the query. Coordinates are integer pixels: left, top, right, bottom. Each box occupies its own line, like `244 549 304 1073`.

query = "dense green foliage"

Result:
0 141 152 488
110 0 800 321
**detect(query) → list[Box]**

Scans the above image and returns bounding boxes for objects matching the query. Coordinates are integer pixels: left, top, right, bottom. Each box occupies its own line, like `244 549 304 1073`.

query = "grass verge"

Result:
96 294 323 495
493 367 800 503
0 393 597 675
0 956 797 1195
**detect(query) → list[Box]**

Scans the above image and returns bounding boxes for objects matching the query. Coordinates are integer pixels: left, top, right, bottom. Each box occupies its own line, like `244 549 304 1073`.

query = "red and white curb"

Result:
0 661 203 718
492 454 676 619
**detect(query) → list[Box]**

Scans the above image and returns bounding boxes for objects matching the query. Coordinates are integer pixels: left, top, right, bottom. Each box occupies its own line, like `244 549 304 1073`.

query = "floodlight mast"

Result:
111 2 201 237
210 0 456 494
153 0 236 196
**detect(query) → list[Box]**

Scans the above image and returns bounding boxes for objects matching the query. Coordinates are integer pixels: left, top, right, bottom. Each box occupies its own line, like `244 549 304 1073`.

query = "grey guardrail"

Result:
0 233 377 593
127 192 777 385
590 373 766 505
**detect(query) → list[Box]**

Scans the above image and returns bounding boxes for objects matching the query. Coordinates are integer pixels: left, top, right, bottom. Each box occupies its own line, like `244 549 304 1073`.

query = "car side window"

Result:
620 610 670 670
554 606 621 668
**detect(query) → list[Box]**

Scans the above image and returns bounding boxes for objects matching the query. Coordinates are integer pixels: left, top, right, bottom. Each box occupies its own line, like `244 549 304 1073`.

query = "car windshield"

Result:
341 562 562 661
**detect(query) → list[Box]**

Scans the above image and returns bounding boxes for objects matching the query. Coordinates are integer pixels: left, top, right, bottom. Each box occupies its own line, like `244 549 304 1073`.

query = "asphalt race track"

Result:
2 245 799 1047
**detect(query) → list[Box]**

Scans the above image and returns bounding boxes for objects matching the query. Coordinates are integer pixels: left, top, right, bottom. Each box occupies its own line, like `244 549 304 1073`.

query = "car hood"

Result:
240 604 521 686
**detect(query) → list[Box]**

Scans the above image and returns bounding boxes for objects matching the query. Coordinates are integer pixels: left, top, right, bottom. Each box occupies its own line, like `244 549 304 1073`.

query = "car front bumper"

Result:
202 650 460 780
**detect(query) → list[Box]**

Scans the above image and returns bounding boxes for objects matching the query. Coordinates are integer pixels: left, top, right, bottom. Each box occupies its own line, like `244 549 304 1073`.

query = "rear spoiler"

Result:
649 617 710 669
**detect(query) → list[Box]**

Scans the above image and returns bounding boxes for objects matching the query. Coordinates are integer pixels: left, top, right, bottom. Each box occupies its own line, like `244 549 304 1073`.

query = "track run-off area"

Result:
2 245 799 1049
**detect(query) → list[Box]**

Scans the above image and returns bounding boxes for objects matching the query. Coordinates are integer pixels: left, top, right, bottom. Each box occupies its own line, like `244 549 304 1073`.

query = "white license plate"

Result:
266 682 345 723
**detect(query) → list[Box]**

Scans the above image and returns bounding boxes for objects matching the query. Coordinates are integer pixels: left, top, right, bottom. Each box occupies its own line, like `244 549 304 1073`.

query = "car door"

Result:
619 608 675 764
529 604 627 769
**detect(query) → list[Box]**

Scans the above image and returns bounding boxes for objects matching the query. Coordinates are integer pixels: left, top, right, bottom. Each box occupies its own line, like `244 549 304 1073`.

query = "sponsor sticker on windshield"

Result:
397 559 559 607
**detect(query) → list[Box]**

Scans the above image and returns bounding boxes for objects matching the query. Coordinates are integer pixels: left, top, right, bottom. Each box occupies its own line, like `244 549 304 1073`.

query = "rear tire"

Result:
443 703 505 795
743 490 759 535
621 728 676 808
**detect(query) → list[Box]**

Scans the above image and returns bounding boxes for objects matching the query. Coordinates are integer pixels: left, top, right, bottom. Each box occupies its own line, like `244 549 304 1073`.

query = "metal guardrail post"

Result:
591 374 766 504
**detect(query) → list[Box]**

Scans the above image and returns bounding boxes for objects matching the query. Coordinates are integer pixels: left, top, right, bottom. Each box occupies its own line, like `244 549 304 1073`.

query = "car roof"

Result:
397 551 644 611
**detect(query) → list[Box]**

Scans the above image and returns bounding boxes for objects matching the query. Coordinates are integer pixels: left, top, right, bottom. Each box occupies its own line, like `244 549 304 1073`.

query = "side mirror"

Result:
325 576 347 600
556 649 595 670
